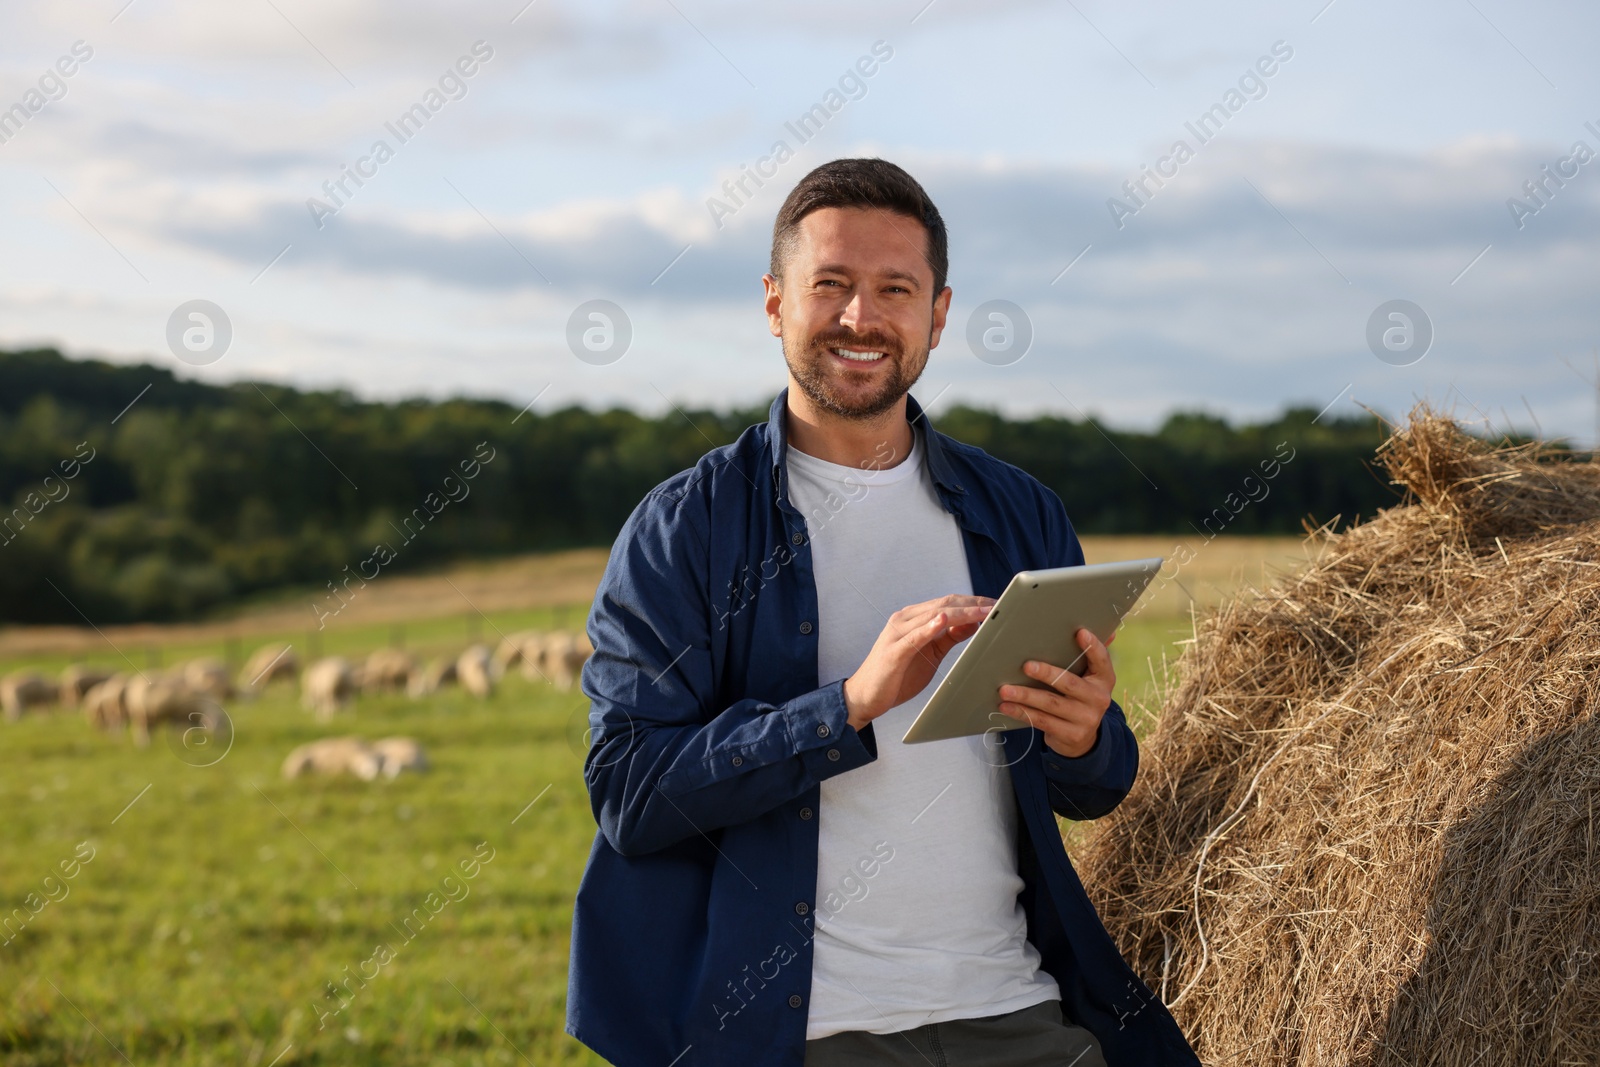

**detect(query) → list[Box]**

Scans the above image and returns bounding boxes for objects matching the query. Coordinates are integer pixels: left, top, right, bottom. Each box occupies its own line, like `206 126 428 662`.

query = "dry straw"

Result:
1074 408 1600 1066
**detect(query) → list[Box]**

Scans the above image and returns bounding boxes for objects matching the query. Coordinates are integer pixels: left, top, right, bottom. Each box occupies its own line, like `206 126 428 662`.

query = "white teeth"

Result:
832 348 885 361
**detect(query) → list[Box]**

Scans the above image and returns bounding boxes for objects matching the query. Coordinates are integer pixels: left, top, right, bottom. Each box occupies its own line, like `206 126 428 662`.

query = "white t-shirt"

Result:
786 427 1061 1040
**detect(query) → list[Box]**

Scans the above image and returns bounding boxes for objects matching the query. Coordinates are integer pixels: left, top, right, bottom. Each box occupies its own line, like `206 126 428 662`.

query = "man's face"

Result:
764 206 951 421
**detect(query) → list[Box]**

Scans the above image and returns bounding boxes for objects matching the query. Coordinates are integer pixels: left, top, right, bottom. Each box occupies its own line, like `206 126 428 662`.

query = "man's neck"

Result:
783 385 915 470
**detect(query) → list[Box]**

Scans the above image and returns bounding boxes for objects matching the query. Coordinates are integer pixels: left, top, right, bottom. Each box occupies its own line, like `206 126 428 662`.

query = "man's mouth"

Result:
829 346 888 363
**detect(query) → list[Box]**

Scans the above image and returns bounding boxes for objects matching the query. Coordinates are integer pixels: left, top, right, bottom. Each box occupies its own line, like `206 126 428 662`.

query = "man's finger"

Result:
898 607 984 654
999 686 1097 736
1009 704 1098 758
1077 628 1114 680
1022 660 1094 702
920 607 988 634
933 593 996 609
943 620 983 642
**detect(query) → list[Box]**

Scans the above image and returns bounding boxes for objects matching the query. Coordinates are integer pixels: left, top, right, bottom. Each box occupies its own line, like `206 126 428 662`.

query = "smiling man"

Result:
567 159 1199 1067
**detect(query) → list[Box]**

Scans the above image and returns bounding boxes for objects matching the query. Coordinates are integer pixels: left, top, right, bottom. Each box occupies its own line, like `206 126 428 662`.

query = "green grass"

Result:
1 676 606 1067
2 607 1200 1067
1110 611 1198 738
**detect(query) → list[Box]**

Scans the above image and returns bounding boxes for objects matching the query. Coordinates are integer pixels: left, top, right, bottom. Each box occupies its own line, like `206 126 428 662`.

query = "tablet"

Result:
901 558 1163 744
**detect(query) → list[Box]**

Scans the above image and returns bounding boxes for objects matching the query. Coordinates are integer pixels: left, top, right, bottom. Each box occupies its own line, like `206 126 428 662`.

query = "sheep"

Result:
362 648 415 693
545 631 594 692
407 657 458 698
279 736 429 780
181 657 234 700
239 644 298 691
59 665 115 707
301 657 357 720
125 675 212 747
2 671 59 721
492 630 541 675
280 736 384 781
370 736 429 778
456 644 496 699
83 673 131 730
515 632 551 681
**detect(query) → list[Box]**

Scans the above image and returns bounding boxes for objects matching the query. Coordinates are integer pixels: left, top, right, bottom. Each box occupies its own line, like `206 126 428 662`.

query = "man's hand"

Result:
842 594 994 732
995 628 1117 758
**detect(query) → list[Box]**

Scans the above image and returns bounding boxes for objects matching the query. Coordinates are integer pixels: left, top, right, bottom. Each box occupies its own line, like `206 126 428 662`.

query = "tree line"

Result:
1 347 1403 624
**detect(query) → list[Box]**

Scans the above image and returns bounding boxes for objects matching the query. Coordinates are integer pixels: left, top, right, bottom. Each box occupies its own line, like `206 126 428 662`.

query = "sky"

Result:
2 0 1598 442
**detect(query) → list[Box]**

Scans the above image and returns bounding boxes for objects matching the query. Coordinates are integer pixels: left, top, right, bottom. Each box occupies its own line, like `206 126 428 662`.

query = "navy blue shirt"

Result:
567 387 1199 1066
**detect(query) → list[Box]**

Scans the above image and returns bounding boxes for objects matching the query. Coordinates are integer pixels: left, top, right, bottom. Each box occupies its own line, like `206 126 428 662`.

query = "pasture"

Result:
1 536 1309 1065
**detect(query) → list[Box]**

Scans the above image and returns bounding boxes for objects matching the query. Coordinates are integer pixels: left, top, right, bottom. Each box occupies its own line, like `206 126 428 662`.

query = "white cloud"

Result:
5 0 1599 443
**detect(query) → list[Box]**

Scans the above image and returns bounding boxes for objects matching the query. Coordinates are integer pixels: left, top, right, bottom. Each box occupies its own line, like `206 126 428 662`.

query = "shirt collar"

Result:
766 386 967 513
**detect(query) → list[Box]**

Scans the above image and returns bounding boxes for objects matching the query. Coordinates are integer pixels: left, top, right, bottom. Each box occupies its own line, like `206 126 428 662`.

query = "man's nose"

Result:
839 288 888 337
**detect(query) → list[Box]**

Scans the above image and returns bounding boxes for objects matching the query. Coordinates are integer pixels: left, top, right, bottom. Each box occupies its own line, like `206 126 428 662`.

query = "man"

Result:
567 158 1198 1066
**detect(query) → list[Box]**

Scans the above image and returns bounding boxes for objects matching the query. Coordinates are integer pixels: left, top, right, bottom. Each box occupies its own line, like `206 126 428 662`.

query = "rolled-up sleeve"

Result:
581 482 876 858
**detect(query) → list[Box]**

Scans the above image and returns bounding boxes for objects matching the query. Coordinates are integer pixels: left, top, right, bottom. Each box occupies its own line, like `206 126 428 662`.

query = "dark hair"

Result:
770 158 948 297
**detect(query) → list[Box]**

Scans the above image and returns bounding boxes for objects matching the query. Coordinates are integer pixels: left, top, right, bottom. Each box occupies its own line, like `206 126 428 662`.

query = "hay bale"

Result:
1073 409 1600 1067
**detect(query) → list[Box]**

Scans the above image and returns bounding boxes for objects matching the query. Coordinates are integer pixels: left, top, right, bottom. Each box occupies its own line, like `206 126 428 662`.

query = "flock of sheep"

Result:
1 659 233 745
1 628 593 780
295 628 594 717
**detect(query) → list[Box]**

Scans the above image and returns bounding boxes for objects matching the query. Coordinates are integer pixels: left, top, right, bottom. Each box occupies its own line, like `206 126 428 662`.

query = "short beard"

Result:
783 326 928 421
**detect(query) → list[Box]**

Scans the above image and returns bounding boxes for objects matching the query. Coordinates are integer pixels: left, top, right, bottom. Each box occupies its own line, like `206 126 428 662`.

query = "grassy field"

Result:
1 535 1310 1065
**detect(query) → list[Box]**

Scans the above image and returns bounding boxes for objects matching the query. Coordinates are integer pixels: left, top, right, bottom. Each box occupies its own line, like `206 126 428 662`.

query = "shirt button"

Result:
788 994 803 1009
799 621 813 635
794 902 809 916
799 807 813 820
816 724 830 738
791 531 804 545
731 755 743 767
826 749 840 761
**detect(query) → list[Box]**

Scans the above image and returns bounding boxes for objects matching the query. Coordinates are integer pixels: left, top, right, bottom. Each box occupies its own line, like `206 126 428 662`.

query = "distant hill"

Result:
0 347 1397 624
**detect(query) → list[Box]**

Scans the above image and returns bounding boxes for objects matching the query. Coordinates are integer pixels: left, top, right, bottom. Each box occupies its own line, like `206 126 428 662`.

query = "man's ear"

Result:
928 286 953 350
763 274 784 338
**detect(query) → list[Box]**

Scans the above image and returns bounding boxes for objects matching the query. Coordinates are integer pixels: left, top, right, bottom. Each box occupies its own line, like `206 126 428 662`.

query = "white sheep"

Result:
362 648 415 693
407 657 458 698
59 665 114 707
239 644 299 691
280 736 384 780
370 736 429 778
125 674 211 747
492 630 540 675
545 631 594 692
181 657 234 700
301 657 357 720
515 632 552 682
83 673 131 730
280 736 428 780
2 671 59 720
456 644 495 699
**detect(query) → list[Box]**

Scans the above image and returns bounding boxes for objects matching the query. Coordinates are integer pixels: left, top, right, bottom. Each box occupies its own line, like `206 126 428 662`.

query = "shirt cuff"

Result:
1040 713 1112 784
793 678 877 781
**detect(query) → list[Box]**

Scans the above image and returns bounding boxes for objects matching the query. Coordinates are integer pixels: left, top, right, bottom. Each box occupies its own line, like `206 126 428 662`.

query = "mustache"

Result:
809 329 902 357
